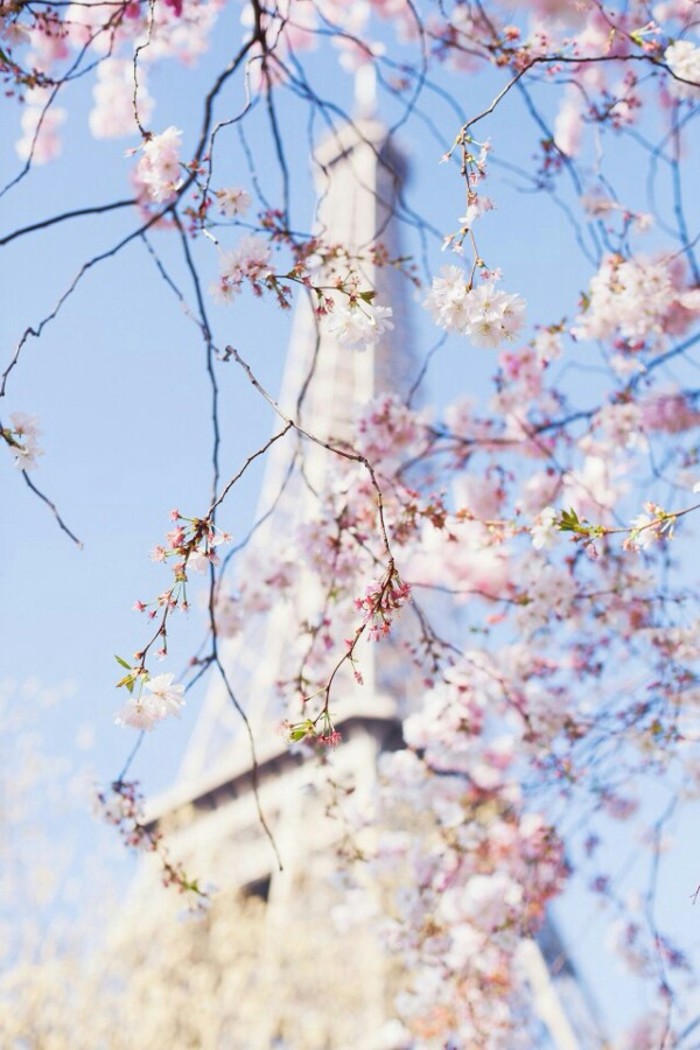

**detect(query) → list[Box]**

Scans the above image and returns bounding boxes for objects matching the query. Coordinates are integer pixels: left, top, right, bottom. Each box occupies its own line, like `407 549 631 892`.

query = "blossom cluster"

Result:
665 39 700 99
214 186 252 218
355 393 430 475
6 0 700 179
353 568 411 641
90 58 154 139
114 671 185 732
15 88 66 164
134 126 183 204
129 511 231 669
327 300 395 351
371 673 569 1043
625 503 675 553
210 235 273 303
1 412 43 471
573 252 700 352
95 779 154 850
213 548 298 639
641 389 700 433
424 267 526 348
148 511 231 581
95 780 208 902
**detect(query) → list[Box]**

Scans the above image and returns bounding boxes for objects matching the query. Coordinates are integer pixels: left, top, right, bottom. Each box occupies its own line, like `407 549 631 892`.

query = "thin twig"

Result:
22 472 83 548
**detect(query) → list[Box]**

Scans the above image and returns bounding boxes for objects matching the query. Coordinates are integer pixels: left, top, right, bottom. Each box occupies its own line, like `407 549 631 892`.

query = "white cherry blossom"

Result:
144 673 185 717
115 673 184 730
424 268 526 348
114 694 166 731
7 411 44 471
665 40 700 99
328 301 394 350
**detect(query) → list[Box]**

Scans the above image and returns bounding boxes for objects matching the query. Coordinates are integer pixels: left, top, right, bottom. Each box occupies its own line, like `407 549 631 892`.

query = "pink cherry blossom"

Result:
134 126 183 204
215 187 252 217
16 90 66 164
573 253 700 351
211 235 272 301
89 59 154 139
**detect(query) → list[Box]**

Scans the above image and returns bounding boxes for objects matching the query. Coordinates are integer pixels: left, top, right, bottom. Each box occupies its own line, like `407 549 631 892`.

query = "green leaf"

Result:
358 289 376 303
288 719 315 742
558 507 583 533
114 655 132 670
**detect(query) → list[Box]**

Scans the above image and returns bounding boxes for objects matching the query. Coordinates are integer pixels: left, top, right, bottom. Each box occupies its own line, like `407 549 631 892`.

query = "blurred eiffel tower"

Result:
146 72 606 1050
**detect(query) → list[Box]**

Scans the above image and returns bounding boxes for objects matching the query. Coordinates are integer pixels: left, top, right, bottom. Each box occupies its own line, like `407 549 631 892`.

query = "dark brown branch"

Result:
22 471 83 548
0 199 136 248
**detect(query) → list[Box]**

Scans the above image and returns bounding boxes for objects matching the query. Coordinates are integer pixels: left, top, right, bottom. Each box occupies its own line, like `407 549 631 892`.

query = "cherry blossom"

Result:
665 39 700 99
115 673 184 730
214 187 252 217
143 673 185 717
134 126 183 204
530 506 559 550
15 89 66 164
572 253 700 351
115 692 168 731
210 235 272 302
327 301 394 351
553 94 584 157
425 268 526 348
3 412 44 471
89 58 154 139
460 194 494 229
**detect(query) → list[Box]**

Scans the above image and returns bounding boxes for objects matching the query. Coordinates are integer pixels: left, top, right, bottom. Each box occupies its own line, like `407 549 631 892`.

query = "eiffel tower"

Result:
146 76 605 1050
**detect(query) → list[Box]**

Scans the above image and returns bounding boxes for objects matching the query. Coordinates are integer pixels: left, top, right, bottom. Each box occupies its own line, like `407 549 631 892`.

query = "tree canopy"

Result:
4 1 700 1045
